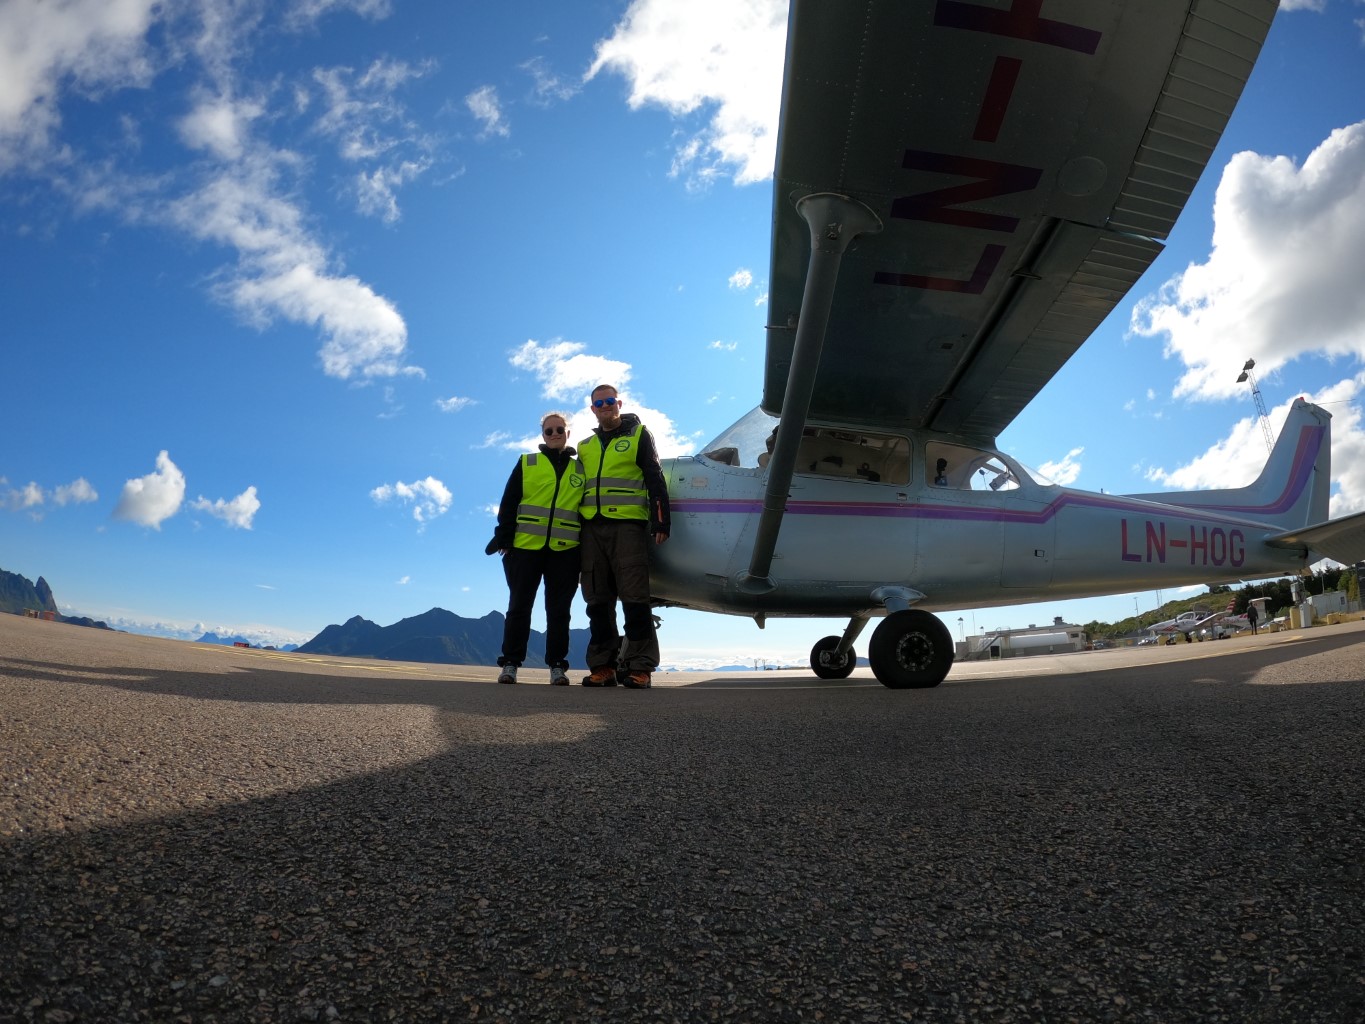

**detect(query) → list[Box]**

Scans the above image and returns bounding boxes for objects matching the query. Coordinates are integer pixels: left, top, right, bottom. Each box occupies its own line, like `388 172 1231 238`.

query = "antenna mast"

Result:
1236 359 1274 454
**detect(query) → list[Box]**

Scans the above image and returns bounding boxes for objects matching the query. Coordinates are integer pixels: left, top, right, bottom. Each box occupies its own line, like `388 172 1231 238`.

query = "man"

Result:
577 384 670 688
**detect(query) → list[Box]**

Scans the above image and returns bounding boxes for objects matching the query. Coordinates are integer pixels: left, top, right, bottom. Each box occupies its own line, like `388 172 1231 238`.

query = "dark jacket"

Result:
486 445 580 554
582 413 671 537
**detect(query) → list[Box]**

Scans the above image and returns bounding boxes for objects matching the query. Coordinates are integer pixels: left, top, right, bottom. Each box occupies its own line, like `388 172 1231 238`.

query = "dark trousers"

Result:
579 517 659 672
500 546 580 668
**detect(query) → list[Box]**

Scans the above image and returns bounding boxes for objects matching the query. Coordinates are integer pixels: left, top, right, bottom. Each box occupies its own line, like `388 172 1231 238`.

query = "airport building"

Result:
957 617 1086 661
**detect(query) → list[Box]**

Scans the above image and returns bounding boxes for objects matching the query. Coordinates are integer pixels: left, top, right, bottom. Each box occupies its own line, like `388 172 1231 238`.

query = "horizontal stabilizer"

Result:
1264 510 1365 566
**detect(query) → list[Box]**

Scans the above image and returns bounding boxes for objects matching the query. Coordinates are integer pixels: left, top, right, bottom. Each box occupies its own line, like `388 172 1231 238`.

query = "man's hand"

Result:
654 532 668 545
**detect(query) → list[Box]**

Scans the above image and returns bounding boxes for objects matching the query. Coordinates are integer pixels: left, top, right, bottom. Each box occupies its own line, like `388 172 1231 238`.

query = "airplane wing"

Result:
1264 510 1365 566
763 0 1278 440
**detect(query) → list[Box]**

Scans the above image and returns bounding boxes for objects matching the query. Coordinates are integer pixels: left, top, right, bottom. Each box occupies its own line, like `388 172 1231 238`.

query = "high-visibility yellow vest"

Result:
581 426 648 521
513 453 586 551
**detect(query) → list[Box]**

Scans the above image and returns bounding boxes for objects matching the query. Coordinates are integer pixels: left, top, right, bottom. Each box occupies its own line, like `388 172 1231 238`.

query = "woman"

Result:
486 412 585 684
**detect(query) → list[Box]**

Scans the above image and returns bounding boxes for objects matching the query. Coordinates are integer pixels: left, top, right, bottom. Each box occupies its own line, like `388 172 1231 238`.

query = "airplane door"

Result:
1000 502 1055 588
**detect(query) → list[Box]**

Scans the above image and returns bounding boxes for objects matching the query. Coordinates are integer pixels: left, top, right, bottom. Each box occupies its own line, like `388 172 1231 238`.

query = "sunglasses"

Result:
592 396 619 408
543 425 566 435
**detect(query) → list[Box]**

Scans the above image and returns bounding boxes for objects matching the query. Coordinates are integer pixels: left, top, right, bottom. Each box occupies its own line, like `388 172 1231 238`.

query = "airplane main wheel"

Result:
810 635 856 679
869 610 953 689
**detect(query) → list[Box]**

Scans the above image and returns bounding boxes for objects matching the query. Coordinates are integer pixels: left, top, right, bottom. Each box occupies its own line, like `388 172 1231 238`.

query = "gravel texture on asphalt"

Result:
2 615 1363 1022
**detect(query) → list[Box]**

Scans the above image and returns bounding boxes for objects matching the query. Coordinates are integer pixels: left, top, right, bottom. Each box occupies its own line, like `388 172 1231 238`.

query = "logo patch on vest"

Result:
569 474 584 487
613 439 632 453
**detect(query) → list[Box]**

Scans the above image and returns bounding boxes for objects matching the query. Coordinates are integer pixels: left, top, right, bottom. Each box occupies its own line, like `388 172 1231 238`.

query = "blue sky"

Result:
3 0 1364 668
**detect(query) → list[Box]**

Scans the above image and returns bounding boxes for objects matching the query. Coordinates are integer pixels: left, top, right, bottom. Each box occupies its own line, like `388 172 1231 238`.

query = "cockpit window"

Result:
699 407 910 484
926 442 1029 491
699 407 779 468
793 427 909 484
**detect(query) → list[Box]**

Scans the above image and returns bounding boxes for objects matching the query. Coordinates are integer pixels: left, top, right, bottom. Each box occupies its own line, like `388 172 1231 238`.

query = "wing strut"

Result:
739 192 882 594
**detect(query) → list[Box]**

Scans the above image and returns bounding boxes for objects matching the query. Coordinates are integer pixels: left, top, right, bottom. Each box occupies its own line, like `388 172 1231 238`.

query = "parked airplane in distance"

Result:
1147 610 1220 640
648 0 1365 689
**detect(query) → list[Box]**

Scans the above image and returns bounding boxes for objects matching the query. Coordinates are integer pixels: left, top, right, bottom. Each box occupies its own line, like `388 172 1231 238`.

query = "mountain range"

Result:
298 608 590 669
195 631 300 652
1 568 112 631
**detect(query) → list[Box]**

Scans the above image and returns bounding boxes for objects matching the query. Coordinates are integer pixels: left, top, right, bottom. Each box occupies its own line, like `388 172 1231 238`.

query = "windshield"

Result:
698 406 780 468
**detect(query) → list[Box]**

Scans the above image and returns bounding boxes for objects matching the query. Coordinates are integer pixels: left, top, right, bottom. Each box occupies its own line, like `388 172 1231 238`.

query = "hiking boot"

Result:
497 665 518 685
549 666 570 686
622 670 652 689
581 665 616 687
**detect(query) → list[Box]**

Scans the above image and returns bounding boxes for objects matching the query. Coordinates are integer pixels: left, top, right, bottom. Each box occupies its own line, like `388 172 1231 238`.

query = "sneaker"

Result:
622 671 652 689
549 666 570 686
497 665 518 685
581 665 616 687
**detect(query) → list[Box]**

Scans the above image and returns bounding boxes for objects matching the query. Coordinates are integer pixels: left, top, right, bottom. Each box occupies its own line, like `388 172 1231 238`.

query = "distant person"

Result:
934 458 948 486
486 412 585 685
577 384 670 689
1247 602 1259 634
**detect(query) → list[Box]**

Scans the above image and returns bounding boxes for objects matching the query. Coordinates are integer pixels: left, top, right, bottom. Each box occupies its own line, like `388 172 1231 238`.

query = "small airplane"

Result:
1203 596 1273 637
1146 610 1216 641
1147 595 1272 641
649 0 1365 688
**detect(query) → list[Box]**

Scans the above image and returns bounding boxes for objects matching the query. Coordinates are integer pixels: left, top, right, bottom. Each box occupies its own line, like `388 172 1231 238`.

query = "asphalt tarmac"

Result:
2 613 1363 1022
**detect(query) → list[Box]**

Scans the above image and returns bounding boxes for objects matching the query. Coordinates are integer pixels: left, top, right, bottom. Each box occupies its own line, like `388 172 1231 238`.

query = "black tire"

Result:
868 610 953 689
810 635 856 679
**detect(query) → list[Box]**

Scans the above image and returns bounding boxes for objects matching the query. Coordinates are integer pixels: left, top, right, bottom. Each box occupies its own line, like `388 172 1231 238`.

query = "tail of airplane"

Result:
1127 397 1331 532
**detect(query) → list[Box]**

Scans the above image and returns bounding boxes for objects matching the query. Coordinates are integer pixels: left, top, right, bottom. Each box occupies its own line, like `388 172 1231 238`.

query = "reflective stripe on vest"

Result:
513 452 586 551
580 426 648 520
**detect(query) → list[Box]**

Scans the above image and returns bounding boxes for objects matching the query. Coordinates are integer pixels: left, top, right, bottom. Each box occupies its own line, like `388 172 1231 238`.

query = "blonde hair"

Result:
540 410 571 429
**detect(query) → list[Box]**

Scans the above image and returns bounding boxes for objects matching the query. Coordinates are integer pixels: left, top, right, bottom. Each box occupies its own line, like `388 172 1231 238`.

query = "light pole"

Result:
1236 358 1275 454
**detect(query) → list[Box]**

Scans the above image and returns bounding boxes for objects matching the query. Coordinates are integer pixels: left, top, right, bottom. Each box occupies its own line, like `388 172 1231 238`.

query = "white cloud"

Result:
163 139 414 380
729 268 753 290
53 478 98 505
1122 399 1135 413
586 0 788 187
436 395 476 413
1131 122 1365 401
520 56 579 105
191 485 261 529
355 160 431 223
309 59 436 222
3 4 417 383
2 481 44 512
371 476 453 525
285 0 393 30
0 0 161 172
396 575 410 585
3 476 100 512
178 92 264 161
709 340 738 352
465 85 510 139
505 339 695 457
511 339 632 402
113 450 186 529
753 291 768 307
476 431 513 450
1038 447 1084 487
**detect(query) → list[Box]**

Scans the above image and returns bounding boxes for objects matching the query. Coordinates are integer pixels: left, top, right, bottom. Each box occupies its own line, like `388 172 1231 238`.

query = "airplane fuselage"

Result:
652 427 1307 621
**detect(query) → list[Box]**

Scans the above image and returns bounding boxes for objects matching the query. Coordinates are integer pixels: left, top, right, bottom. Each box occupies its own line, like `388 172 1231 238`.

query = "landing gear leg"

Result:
869 610 954 689
810 613 870 680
